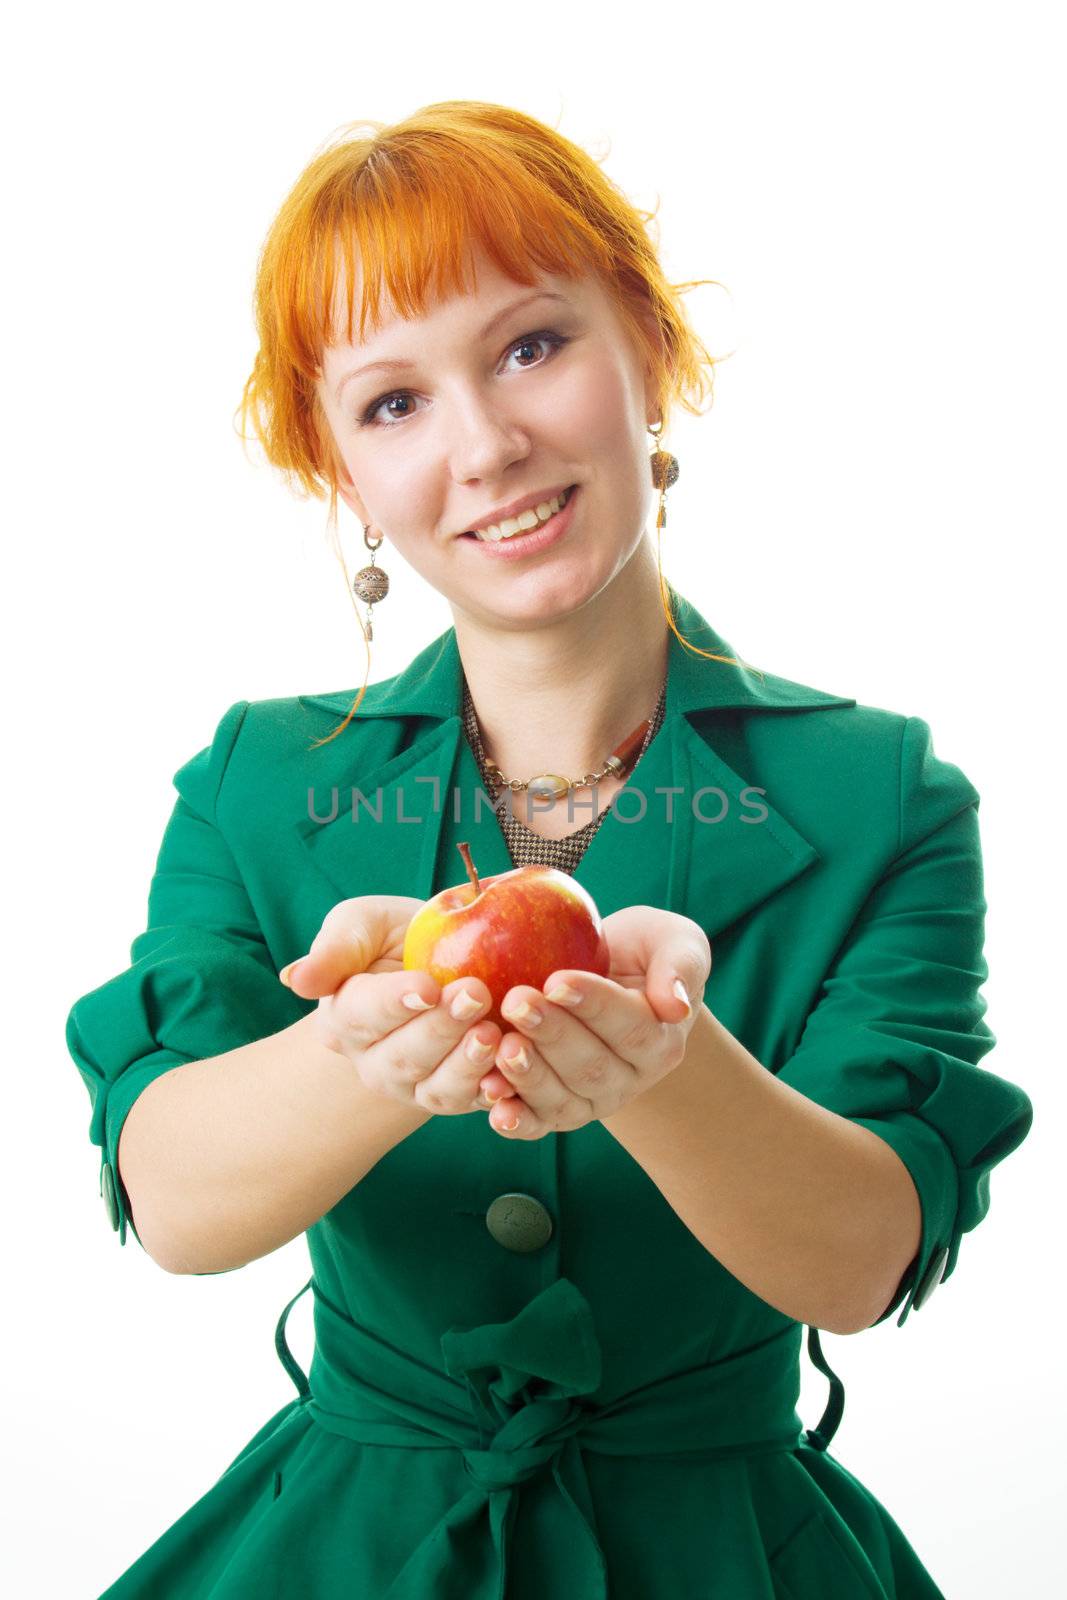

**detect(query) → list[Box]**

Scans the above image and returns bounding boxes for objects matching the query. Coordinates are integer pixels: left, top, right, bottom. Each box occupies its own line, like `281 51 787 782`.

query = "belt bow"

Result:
274 1274 838 1600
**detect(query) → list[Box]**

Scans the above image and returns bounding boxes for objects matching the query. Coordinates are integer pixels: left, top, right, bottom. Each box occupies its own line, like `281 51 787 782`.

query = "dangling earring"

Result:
648 418 679 529
352 524 389 642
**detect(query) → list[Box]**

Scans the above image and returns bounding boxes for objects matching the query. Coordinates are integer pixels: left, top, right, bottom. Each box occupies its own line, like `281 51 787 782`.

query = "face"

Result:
314 245 661 628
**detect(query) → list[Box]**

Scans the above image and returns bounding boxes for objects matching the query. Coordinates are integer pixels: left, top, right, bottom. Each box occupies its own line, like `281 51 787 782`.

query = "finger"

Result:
477 1062 543 1110
500 982 620 1095
487 1033 557 1137
492 1006 595 1131
280 897 413 997
410 1013 507 1114
524 973 652 1074
322 971 504 1116
323 970 492 1071
640 936 710 1024
598 909 712 1011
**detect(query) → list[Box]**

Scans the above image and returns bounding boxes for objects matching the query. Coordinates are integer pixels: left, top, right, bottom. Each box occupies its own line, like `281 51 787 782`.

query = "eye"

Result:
508 331 567 369
357 329 570 428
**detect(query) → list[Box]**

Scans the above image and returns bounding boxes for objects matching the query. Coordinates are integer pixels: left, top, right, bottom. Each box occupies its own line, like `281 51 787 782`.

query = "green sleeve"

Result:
777 715 1034 1328
65 700 308 1257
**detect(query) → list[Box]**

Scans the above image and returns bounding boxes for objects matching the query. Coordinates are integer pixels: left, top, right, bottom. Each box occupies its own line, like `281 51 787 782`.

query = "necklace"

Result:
463 675 668 803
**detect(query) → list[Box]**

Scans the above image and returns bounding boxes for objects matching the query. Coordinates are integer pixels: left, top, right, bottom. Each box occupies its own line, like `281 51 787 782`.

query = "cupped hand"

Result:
475 905 712 1138
277 895 505 1115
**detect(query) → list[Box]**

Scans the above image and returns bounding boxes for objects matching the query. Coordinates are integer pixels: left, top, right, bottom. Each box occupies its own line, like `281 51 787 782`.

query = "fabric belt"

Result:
274 1274 845 1600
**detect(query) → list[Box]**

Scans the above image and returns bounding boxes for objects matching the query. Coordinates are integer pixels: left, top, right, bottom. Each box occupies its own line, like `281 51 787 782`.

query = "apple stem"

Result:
456 840 481 896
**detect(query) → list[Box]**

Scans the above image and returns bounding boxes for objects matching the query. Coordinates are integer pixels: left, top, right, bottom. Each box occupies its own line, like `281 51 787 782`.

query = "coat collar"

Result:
295 587 857 943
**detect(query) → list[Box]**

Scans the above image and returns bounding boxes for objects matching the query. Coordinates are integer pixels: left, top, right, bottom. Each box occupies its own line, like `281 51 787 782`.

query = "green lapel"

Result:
295 587 856 939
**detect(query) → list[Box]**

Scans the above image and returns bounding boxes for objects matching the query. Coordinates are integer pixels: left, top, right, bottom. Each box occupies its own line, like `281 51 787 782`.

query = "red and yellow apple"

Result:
402 841 611 1030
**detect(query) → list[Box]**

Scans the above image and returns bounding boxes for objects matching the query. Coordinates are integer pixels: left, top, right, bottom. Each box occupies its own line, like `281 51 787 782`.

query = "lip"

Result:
461 485 579 560
460 482 574 537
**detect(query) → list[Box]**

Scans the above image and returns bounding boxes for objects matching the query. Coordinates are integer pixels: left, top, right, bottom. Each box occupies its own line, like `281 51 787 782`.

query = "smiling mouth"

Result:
460 484 576 542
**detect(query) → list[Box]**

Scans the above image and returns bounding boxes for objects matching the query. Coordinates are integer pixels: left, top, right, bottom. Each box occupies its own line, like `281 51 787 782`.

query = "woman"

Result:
67 101 1033 1598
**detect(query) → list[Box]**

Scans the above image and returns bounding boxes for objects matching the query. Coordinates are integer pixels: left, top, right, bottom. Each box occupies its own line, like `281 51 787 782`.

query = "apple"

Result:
402 841 611 1031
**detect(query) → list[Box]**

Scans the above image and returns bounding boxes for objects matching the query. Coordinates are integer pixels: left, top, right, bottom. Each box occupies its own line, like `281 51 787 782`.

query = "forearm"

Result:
601 1005 921 1334
118 1012 431 1275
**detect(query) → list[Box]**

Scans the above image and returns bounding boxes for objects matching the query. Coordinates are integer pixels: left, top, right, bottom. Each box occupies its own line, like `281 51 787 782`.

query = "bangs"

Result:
283 133 620 374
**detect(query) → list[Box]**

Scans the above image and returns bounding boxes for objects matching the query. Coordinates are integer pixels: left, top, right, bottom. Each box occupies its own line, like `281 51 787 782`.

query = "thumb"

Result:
644 943 708 1025
278 898 398 998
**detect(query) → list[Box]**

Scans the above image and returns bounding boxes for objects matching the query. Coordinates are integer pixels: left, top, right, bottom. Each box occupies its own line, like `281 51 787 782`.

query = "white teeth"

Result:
473 487 570 542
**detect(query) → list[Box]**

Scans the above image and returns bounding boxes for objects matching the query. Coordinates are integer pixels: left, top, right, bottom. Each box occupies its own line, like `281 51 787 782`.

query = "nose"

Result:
446 391 532 485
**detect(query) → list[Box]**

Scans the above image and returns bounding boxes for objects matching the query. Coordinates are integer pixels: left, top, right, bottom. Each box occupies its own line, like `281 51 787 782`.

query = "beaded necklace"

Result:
460 674 667 873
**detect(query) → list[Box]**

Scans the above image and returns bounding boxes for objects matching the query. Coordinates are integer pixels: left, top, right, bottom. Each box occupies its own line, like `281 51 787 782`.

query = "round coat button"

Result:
913 1243 949 1309
101 1161 120 1232
485 1193 553 1253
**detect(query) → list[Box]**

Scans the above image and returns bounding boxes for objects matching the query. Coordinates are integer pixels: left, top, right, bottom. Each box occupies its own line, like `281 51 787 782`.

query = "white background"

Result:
5 1 1062 1594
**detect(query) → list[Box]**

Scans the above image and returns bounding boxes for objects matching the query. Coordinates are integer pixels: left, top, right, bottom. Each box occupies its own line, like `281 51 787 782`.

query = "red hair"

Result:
235 101 756 741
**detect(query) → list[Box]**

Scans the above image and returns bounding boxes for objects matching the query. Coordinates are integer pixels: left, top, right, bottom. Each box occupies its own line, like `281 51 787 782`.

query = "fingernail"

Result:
402 992 436 1011
672 977 691 1014
507 999 542 1026
464 1033 493 1063
498 1110 521 1131
279 959 305 988
503 1043 530 1072
450 989 484 1021
544 983 581 1006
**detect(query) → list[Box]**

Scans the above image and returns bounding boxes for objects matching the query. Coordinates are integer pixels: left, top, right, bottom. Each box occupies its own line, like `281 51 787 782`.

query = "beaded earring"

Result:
648 417 680 528
351 523 389 642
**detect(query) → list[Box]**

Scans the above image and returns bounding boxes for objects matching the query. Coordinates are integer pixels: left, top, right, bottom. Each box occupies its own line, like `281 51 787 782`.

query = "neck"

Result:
451 539 670 781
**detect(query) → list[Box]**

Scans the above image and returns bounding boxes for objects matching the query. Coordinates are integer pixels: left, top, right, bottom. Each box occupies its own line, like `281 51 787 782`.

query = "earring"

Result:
352 524 389 642
648 418 679 530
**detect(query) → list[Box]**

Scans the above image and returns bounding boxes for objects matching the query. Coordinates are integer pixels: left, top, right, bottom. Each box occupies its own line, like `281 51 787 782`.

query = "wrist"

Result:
602 1002 716 1135
295 1012 434 1131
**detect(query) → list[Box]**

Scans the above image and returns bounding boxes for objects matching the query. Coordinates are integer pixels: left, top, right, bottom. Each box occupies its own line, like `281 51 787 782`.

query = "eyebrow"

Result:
332 290 572 404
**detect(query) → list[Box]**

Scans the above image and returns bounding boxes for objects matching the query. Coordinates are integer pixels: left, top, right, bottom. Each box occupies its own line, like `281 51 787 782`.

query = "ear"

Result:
634 306 668 434
639 341 664 432
336 475 371 525
331 453 373 527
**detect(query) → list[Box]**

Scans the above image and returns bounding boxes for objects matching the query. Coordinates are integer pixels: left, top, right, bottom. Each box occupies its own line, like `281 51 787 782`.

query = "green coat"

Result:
67 586 1033 1599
